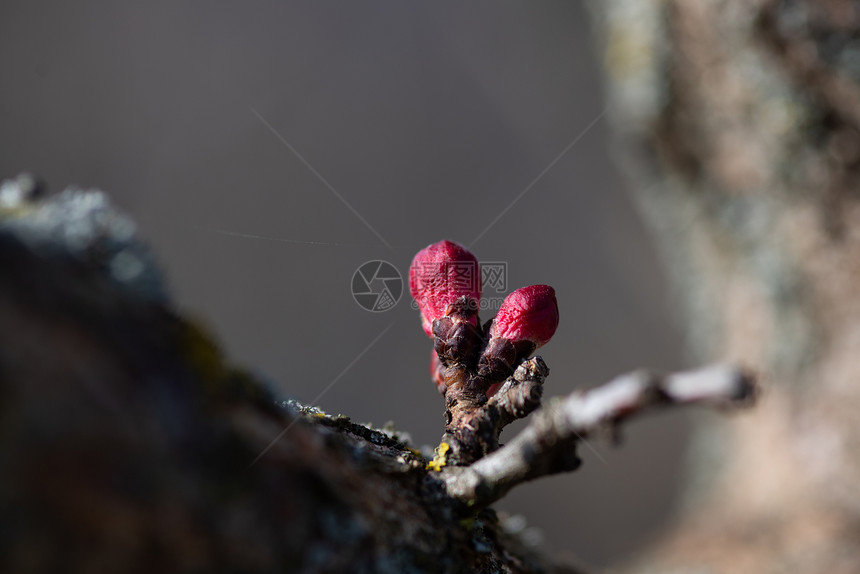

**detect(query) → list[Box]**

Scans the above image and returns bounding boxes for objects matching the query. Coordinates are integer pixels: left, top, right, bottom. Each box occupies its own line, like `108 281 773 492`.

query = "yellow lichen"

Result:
457 517 475 529
177 318 228 387
0 204 34 218
425 442 450 472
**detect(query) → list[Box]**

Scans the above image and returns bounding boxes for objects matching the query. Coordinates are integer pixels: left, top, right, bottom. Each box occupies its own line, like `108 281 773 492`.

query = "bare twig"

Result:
440 364 757 510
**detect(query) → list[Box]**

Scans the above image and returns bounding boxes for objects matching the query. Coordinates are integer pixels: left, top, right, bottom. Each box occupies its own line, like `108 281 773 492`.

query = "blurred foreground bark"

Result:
593 1 860 572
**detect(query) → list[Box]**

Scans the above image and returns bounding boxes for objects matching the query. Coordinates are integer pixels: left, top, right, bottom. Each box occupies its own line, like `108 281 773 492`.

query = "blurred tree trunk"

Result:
592 1 860 572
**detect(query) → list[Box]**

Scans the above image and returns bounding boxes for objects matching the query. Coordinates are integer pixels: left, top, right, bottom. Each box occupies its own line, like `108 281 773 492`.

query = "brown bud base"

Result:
439 365 497 465
477 336 536 383
410 243 564 470
437 357 550 466
432 318 483 367
429 298 551 466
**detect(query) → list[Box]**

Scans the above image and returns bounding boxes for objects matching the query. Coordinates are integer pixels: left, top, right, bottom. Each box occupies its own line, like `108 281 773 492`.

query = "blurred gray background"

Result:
0 1 690 568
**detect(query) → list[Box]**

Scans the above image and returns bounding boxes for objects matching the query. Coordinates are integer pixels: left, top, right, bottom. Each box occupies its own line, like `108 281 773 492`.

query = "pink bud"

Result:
486 382 503 398
489 285 559 348
430 349 447 395
409 240 481 336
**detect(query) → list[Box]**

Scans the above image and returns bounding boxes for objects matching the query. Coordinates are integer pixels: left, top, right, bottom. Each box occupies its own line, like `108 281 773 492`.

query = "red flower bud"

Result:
409 240 481 336
486 381 503 398
430 349 447 395
489 285 559 348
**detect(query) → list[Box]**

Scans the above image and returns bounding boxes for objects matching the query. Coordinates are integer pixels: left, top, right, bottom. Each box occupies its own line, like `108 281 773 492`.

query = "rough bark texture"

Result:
592 1 860 572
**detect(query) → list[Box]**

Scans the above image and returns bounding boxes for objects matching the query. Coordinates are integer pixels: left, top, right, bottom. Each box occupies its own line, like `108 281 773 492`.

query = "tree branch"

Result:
440 365 757 510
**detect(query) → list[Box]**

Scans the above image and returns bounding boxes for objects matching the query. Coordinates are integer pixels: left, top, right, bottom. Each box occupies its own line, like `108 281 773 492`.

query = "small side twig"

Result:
440 364 757 510
485 356 548 430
